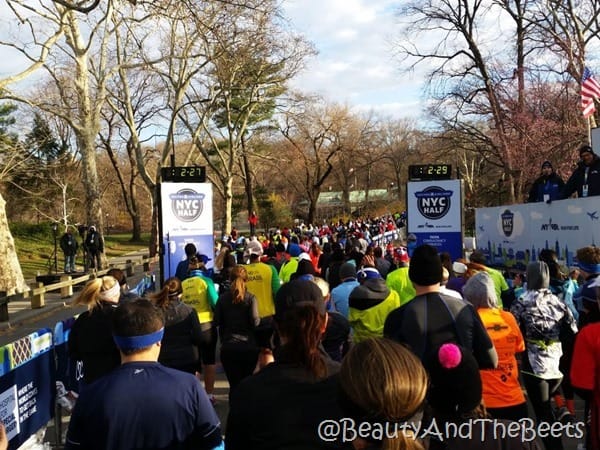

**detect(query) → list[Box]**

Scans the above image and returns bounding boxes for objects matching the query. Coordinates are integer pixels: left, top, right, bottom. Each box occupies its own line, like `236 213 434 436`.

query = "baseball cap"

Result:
274 279 326 321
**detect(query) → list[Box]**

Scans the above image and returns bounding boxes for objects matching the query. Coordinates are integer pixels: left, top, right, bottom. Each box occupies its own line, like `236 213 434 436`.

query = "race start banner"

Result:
159 182 214 283
407 179 463 260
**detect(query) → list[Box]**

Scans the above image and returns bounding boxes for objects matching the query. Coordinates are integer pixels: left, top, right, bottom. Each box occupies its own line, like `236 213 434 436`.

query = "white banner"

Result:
160 183 214 279
407 179 463 259
475 196 600 269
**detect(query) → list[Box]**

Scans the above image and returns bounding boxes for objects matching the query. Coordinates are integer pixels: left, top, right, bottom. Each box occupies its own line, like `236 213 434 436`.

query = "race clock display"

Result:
408 164 452 181
161 166 206 182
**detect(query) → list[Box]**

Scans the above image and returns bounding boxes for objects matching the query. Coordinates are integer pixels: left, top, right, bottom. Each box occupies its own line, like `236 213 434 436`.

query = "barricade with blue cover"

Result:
0 329 55 450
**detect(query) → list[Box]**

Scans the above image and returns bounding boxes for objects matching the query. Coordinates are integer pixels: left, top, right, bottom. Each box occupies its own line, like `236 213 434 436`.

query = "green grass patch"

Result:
11 222 150 280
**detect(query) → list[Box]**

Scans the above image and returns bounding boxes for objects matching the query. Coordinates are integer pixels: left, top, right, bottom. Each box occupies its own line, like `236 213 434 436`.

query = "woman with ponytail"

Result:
339 337 428 450
149 277 203 375
68 276 123 385
214 266 260 396
226 279 346 449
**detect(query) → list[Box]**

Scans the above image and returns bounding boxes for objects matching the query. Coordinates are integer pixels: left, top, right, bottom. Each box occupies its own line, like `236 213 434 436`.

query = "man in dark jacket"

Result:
561 145 600 199
527 160 565 203
60 227 79 273
384 244 498 370
84 226 104 271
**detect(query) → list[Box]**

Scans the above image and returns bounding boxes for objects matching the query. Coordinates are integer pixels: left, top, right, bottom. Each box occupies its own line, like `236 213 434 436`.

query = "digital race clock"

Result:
161 166 206 182
408 164 452 181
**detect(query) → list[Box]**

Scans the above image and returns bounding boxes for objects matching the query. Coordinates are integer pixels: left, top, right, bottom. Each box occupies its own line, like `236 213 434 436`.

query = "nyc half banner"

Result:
407 179 463 260
160 182 214 280
475 196 600 269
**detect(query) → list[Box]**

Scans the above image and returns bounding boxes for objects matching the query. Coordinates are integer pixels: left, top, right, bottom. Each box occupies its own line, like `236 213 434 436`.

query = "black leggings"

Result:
522 372 563 450
486 402 529 422
220 344 260 397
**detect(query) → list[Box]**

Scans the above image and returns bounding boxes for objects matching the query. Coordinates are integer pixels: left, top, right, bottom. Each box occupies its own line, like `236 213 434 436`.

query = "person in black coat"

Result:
60 227 79 273
528 161 565 203
149 277 203 375
68 276 122 387
560 145 600 199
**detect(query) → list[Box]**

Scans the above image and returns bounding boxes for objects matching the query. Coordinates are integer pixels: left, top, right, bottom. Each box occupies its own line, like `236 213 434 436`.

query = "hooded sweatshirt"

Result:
348 278 400 342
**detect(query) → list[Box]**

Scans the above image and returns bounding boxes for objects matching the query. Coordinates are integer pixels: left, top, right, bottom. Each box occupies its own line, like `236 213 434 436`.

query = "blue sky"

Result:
281 0 426 119
0 0 427 121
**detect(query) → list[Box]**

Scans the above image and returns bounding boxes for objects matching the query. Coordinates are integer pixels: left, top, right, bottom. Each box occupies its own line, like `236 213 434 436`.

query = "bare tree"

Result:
395 0 546 203
279 98 359 223
180 0 313 235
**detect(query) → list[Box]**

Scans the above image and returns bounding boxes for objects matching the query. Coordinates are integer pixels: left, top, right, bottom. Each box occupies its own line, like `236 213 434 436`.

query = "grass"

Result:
13 229 150 281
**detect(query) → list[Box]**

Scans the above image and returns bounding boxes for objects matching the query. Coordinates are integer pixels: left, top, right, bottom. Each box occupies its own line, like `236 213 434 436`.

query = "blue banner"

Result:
0 350 55 450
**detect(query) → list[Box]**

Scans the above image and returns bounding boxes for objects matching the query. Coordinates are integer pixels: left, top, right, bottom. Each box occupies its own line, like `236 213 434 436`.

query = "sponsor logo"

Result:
415 186 452 220
501 210 514 237
170 189 205 222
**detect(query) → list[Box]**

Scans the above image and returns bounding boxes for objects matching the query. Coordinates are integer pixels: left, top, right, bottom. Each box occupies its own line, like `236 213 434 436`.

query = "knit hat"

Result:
580 145 595 157
541 160 552 169
339 262 357 280
274 279 326 321
394 247 409 263
408 244 443 286
452 261 467 275
357 267 382 282
287 243 301 257
427 343 482 415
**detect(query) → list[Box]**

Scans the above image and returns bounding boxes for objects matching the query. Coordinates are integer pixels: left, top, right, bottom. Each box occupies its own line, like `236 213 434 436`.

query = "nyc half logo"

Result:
170 189 205 222
415 186 453 220
501 209 514 237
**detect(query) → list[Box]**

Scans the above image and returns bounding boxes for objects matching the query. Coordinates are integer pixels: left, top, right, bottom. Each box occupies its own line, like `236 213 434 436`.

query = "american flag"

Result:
582 67 600 118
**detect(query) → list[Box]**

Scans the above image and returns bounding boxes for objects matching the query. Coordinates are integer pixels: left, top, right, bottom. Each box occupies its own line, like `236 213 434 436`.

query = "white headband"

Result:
99 282 120 302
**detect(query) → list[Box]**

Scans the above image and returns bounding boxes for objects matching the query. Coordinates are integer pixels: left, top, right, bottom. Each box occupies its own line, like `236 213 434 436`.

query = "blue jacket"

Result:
528 173 564 202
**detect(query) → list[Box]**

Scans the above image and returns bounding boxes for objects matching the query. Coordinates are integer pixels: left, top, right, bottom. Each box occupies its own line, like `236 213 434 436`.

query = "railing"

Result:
0 255 152 323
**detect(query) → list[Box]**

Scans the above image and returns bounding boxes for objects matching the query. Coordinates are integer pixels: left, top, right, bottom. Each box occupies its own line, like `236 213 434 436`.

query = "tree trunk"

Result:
0 194 27 294
224 177 233 236
243 152 254 218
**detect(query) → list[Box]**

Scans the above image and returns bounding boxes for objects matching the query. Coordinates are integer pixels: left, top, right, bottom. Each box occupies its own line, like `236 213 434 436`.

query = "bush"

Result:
9 222 57 239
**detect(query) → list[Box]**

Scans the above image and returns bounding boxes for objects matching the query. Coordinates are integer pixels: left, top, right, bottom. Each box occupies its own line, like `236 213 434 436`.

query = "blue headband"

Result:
113 328 164 350
576 262 600 274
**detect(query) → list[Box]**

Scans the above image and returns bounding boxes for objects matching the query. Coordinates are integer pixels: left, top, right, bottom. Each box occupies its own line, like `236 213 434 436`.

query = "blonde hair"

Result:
230 266 248 304
340 338 427 450
149 277 182 309
73 276 119 310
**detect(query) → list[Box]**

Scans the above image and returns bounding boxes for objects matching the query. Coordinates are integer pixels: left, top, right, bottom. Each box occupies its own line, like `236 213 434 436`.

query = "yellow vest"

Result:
246 262 276 318
182 277 213 323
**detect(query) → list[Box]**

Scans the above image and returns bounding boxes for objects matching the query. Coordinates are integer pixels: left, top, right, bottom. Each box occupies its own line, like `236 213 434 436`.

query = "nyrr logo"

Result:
415 186 452 220
501 209 514 237
170 189 205 222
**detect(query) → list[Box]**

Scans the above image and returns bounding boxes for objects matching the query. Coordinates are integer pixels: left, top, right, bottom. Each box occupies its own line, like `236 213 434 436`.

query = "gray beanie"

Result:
463 272 498 309
339 262 357 280
527 261 550 290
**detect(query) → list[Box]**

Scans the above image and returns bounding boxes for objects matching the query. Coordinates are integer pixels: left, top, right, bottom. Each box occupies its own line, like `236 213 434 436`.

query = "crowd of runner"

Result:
59 214 600 450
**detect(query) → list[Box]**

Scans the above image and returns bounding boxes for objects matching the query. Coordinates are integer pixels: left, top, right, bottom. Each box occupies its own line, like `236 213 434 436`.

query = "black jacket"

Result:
158 300 203 374
225 348 348 450
60 232 79 256
68 302 120 385
560 155 600 199
383 292 498 370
